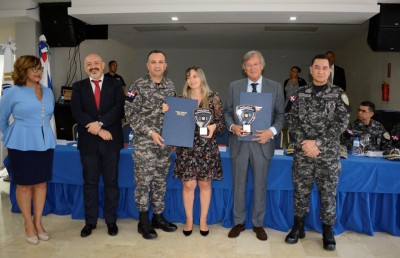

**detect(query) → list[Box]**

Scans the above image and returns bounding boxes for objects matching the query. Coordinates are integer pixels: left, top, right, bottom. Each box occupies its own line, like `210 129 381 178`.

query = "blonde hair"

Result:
182 66 212 108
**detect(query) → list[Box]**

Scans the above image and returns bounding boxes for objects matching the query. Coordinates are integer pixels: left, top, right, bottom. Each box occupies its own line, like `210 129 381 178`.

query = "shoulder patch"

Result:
289 95 297 103
383 132 391 140
125 90 137 102
341 92 350 106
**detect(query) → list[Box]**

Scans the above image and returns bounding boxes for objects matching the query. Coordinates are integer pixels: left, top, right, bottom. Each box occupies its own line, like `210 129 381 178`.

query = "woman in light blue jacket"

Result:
0 55 56 245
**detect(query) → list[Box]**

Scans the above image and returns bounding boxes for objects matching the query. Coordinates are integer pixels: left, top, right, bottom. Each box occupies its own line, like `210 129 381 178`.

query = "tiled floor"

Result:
1 167 399 258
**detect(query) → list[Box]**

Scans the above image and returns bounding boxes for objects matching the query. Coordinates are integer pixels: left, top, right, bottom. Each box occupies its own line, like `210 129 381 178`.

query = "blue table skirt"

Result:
7 144 400 236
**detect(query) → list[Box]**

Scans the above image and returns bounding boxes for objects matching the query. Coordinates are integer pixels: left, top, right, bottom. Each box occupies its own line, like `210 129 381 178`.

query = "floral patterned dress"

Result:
173 92 225 181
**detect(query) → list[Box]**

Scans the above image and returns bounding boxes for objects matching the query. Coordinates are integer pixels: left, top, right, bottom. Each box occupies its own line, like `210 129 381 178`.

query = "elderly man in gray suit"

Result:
224 50 285 241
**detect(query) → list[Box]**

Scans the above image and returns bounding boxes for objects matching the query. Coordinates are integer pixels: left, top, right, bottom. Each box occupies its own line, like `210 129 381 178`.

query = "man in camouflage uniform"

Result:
340 101 391 152
285 54 349 251
124 50 177 239
391 122 400 148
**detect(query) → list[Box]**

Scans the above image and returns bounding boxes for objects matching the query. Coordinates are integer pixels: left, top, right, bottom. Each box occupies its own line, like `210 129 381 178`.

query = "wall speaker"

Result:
368 4 400 52
368 26 400 52
40 2 85 47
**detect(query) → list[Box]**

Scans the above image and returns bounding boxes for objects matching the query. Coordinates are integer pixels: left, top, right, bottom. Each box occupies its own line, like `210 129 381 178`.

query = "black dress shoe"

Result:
107 223 118 236
183 229 192 236
200 230 209 237
253 226 268 241
81 224 96 237
228 224 245 238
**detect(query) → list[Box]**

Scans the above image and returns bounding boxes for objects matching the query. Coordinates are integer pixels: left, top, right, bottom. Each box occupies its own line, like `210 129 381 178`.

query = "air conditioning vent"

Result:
264 26 318 32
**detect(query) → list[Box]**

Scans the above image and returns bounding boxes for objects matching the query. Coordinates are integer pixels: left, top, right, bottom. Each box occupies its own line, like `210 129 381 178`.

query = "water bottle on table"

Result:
352 136 360 155
128 130 134 149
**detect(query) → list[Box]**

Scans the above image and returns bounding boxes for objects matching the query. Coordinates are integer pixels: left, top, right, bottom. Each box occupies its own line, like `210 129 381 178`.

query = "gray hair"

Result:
242 50 265 70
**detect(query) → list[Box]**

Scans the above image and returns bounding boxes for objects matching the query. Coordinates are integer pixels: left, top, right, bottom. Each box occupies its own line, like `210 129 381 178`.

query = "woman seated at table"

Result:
0 55 56 245
163 66 225 236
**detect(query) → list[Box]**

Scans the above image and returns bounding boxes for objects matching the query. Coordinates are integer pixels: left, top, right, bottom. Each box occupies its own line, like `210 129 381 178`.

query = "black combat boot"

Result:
151 213 178 232
322 223 336 251
138 211 157 239
285 216 305 244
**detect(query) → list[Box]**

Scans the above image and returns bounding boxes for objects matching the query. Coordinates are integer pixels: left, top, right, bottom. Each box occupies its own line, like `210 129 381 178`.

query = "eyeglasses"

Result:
31 67 44 73
358 109 370 114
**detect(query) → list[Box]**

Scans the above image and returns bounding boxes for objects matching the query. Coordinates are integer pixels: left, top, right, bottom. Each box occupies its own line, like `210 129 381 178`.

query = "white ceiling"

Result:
1 0 399 49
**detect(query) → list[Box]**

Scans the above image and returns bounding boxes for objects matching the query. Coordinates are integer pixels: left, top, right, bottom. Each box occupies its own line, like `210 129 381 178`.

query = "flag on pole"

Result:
39 35 52 90
38 34 57 138
1 36 16 169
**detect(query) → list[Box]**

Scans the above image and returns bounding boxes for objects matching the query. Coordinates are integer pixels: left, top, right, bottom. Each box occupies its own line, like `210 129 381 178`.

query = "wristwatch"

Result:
98 121 104 127
148 129 154 137
315 139 322 147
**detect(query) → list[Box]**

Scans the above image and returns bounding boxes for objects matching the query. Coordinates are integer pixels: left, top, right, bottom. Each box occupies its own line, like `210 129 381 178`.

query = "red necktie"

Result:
92 80 101 110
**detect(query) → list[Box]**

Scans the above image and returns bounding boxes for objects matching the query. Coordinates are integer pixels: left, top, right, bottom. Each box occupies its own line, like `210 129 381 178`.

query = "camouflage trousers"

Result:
292 154 341 225
133 143 171 214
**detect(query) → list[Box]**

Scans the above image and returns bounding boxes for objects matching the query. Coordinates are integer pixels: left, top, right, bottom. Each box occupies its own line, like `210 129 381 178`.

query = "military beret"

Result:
285 143 295 156
383 148 400 161
340 145 348 159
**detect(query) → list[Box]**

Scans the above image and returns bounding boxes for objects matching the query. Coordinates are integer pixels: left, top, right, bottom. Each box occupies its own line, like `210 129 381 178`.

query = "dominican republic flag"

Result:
39 35 52 90
39 35 57 138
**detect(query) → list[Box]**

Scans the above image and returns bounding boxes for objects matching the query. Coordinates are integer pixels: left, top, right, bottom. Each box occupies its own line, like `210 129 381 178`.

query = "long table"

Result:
7 144 400 236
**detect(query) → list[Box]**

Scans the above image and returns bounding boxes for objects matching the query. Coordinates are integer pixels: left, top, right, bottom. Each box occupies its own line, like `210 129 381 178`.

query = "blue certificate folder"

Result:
238 92 272 141
162 96 198 147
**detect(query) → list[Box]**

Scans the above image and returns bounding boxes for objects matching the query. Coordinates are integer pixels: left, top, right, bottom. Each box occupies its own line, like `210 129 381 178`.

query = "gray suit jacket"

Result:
223 77 285 159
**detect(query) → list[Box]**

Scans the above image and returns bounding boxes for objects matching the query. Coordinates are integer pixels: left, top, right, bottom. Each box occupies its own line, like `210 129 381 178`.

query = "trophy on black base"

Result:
236 105 261 135
194 108 213 137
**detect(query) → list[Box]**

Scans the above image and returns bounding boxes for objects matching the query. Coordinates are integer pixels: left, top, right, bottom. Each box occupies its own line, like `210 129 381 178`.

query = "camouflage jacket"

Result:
340 119 391 151
286 83 349 158
124 75 176 138
391 123 400 148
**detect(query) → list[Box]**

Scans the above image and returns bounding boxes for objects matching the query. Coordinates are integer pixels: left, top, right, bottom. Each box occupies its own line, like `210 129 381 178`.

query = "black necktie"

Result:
251 83 258 93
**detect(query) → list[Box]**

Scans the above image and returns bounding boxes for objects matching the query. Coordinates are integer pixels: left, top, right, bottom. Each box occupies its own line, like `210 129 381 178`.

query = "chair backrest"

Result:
72 123 78 141
122 123 132 144
274 131 283 149
215 129 230 147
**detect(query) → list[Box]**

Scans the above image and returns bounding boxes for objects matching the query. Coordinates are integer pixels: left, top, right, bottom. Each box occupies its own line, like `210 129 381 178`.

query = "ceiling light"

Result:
290 16 297 21
171 17 179 21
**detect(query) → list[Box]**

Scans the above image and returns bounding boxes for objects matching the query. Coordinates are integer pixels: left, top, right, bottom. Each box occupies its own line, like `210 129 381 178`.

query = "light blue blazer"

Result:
0 85 56 151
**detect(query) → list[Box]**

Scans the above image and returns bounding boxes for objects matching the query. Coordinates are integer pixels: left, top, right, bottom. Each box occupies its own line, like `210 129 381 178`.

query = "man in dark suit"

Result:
325 51 347 91
71 53 125 237
223 50 285 241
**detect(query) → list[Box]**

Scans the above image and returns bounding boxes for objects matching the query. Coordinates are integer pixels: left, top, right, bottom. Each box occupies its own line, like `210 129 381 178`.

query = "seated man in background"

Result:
391 122 400 148
340 101 391 151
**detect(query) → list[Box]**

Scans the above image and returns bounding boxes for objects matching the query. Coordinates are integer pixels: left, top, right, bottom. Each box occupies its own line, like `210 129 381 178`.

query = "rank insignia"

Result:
341 92 350 106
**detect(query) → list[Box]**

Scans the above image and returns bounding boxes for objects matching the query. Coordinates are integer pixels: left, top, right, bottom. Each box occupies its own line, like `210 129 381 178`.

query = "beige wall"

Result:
51 39 135 99
0 24 15 42
338 31 400 120
2 21 400 119
131 48 324 103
